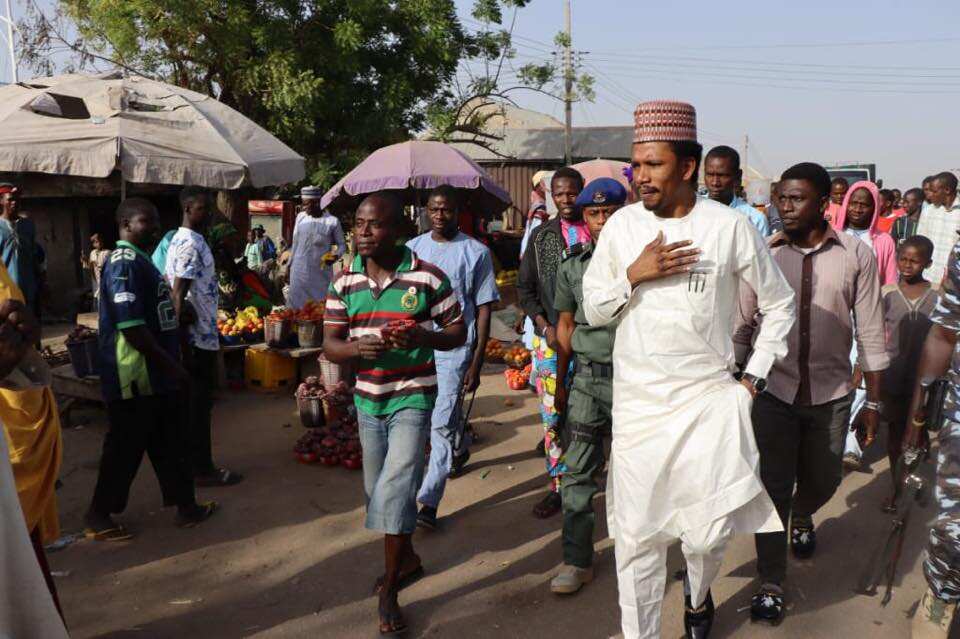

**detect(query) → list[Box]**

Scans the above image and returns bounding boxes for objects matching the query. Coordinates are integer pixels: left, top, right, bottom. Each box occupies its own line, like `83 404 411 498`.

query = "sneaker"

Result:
912 588 957 638
550 564 594 594
791 524 816 559
416 505 438 531
750 584 785 625
448 449 471 479
842 452 862 472
683 590 714 639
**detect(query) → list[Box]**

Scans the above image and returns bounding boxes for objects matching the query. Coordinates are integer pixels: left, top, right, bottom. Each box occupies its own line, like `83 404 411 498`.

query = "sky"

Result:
3 1 959 188
451 0 960 189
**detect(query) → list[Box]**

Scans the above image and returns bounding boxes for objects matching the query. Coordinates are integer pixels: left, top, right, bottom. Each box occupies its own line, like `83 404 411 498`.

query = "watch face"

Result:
755 378 767 393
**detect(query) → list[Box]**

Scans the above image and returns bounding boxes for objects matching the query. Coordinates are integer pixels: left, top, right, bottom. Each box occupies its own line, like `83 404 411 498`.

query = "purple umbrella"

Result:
321 141 511 216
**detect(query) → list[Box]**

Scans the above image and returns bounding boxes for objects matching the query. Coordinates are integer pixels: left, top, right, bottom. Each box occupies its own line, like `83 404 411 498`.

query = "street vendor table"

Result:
76 312 99 330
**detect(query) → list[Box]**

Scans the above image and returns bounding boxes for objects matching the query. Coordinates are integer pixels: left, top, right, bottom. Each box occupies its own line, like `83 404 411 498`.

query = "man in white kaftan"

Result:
287 186 347 309
582 100 795 639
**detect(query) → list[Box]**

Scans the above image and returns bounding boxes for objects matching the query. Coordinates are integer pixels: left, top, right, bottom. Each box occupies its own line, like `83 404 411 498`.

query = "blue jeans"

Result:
359 408 430 535
417 357 470 510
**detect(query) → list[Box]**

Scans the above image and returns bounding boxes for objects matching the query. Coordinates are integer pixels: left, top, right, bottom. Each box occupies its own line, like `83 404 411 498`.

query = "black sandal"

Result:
532 491 562 519
176 501 219 528
373 564 425 595
195 468 244 487
378 599 408 636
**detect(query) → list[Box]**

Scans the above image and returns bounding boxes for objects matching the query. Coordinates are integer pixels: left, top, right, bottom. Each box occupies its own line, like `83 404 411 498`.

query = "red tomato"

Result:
342 456 362 470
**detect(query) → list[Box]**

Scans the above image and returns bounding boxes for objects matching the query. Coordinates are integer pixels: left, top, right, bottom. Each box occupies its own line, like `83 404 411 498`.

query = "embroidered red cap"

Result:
633 101 698 144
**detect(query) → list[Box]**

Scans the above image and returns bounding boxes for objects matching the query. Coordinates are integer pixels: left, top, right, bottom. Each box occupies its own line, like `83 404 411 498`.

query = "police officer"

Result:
550 177 626 594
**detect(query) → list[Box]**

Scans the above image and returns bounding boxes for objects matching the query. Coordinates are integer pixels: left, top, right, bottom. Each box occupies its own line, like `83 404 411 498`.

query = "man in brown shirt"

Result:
734 162 889 625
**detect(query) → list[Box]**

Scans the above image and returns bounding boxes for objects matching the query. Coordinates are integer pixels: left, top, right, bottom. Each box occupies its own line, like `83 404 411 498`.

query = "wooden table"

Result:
51 364 103 426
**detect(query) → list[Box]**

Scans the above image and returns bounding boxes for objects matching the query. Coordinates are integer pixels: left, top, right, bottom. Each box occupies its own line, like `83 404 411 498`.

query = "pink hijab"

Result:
832 180 898 286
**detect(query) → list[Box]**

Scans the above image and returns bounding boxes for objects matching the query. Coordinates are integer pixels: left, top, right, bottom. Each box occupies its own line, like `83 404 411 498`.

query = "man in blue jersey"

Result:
84 198 217 540
704 146 770 237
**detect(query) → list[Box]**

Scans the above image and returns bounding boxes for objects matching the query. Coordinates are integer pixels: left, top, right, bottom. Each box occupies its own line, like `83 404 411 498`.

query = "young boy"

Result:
881 235 938 506
550 177 625 595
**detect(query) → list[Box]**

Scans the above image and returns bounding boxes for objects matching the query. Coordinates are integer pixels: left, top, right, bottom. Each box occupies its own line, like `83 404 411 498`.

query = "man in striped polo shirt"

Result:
323 191 465 636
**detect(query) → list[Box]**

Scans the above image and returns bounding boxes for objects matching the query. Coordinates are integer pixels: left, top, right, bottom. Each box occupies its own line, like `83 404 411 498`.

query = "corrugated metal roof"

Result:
450 126 634 162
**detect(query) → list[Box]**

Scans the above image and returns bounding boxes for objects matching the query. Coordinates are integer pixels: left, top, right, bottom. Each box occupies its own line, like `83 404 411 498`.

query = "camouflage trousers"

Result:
925 419 960 602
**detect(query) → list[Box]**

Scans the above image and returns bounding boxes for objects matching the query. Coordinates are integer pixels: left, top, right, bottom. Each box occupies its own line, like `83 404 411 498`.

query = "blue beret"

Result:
575 177 627 209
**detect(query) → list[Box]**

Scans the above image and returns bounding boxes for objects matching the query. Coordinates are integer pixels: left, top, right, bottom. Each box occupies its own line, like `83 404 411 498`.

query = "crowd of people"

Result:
2 96 960 639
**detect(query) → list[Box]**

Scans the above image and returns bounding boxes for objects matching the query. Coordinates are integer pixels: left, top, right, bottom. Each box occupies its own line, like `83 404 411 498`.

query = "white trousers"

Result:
614 491 776 639
614 517 732 639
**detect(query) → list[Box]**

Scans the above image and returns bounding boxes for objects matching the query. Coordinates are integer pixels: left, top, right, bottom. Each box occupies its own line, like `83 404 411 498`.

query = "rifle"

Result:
856 447 929 605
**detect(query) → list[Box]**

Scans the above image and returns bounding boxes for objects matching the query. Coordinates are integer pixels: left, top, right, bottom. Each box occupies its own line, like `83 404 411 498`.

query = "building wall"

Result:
479 161 563 231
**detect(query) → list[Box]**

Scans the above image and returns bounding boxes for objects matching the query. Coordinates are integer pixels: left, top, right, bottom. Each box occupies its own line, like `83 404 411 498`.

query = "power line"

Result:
587 36 960 54
596 67 960 95
588 53 960 74
588 57 960 84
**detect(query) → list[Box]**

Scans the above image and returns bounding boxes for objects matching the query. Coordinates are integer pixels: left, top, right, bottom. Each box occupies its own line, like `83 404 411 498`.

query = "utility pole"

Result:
563 0 573 166
1 0 15 83
742 133 749 187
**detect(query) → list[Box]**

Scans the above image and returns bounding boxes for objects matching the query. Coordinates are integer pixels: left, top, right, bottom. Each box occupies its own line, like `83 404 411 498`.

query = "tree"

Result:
425 3 594 156
17 0 582 184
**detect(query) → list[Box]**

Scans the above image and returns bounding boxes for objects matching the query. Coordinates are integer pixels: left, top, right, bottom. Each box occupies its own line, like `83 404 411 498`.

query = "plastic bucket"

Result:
296 320 322 348
264 317 291 348
67 338 100 378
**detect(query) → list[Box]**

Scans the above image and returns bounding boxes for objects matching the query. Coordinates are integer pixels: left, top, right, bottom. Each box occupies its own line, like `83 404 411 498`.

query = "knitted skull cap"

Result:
633 100 698 144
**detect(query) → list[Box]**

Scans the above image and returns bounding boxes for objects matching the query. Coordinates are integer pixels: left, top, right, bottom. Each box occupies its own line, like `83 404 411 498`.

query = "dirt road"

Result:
48 367 952 638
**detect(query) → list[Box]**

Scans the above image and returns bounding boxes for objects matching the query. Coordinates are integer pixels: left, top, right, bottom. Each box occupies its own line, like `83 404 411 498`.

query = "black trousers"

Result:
185 346 217 475
752 391 853 584
90 394 195 515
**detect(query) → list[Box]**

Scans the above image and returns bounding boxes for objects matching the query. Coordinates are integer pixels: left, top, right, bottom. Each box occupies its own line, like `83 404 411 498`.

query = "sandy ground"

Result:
46 365 958 639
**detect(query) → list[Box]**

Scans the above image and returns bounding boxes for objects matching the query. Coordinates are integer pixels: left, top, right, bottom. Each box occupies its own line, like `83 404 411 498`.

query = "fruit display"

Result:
495 269 518 287
485 338 506 361
218 306 264 344
504 363 532 390
502 344 531 369
294 300 325 322
292 408 361 469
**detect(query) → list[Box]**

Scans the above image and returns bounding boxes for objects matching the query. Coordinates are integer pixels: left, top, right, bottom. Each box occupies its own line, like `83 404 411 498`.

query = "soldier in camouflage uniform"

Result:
550 178 626 594
906 239 960 638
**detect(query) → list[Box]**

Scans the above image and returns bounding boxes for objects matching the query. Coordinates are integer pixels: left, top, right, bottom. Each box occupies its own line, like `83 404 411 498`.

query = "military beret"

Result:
575 177 627 209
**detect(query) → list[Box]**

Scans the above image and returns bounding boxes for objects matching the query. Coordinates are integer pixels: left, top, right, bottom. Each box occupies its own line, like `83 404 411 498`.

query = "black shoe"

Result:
535 439 546 457
791 524 816 559
750 586 785 625
684 590 714 639
416 505 438 531
448 449 471 479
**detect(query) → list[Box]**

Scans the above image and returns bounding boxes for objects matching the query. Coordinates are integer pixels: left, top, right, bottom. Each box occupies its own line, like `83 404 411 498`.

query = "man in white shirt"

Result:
582 100 795 639
916 171 960 285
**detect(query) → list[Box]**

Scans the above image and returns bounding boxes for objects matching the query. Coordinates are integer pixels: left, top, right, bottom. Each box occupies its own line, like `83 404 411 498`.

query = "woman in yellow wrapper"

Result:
0 260 64 618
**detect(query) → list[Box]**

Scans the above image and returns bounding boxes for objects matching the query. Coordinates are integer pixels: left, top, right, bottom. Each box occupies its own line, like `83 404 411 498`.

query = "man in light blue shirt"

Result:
704 146 771 237
407 185 500 530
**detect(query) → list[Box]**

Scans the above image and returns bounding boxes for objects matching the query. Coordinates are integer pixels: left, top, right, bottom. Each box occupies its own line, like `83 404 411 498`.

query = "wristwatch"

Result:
742 373 767 394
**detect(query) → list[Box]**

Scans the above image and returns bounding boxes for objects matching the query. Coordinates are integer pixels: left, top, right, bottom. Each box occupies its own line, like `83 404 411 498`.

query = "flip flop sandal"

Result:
373 565 425 595
195 468 244 487
532 492 562 519
85 525 134 542
378 606 408 636
176 501 219 528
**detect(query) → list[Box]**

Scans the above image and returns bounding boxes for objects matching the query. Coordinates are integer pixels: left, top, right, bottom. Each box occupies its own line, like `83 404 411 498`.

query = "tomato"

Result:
342 456 362 470
298 452 317 464
319 455 340 467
